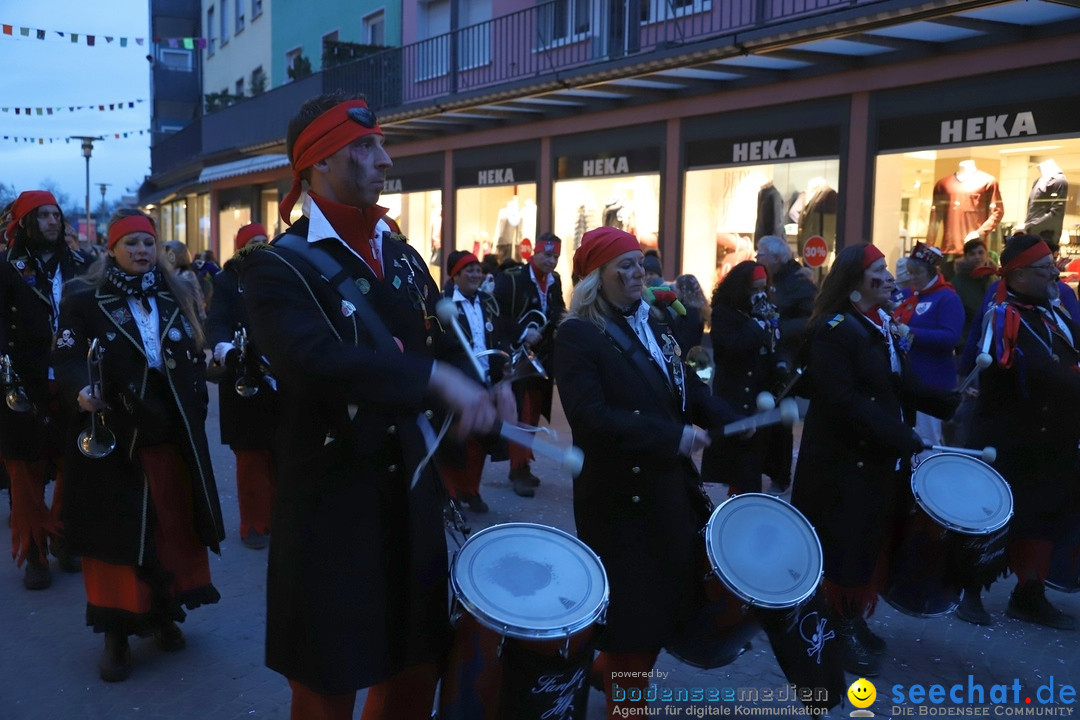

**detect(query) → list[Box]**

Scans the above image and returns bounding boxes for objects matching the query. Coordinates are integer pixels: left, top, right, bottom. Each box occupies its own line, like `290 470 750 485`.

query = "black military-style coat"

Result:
53 280 225 566
493 264 565 418
205 258 279 450
791 310 955 589
430 285 510 385
969 297 1080 538
0 244 91 458
554 308 741 653
240 217 452 694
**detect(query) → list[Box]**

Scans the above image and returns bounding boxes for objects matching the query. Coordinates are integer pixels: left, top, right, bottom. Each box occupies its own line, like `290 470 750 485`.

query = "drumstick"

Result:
435 298 487 383
957 352 992 393
497 421 585 477
930 445 997 464
722 398 800 436
775 367 804 402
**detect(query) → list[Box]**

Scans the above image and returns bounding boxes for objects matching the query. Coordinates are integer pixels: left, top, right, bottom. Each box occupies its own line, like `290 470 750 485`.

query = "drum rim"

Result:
450 522 610 641
911 453 1014 535
704 493 824 609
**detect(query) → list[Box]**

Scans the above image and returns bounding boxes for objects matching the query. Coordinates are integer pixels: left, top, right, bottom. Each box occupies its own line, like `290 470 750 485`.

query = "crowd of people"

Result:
1 91 1078 719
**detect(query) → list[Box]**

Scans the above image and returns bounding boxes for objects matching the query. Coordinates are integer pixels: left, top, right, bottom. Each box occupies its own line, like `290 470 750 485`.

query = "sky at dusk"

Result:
0 1 153 210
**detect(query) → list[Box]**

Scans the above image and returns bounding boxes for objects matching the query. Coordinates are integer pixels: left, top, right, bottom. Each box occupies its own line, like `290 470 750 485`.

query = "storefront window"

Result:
874 142 1080 267
684 160 839 293
197 194 211 252
261 189 281 240
455 186 538 269
381 189 443 285
217 203 251 261
159 199 188 243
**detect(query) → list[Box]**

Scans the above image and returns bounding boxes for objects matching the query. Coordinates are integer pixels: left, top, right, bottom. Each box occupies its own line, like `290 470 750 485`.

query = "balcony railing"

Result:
149 0 944 181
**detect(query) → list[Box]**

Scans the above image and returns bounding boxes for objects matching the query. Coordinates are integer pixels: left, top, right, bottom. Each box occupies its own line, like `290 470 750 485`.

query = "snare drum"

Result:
670 494 843 711
883 453 1013 617
439 522 608 720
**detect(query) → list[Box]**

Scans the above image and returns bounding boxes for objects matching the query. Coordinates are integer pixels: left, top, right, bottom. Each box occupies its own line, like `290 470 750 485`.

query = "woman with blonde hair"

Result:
54 208 223 682
554 226 742 718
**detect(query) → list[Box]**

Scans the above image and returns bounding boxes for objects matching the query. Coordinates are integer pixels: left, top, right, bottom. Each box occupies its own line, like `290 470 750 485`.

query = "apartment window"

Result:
418 0 450 80
158 48 193 71
285 46 303 82
220 0 229 45
236 0 245 32
363 10 385 46
235 77 245 96
253 0 263 18
207 6 216 55
641 0 711 23
251 65 267 94
537 0 590 46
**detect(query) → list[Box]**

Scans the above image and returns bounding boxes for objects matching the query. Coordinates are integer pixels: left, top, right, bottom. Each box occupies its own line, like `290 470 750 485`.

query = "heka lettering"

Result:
384 178 403 193
732 138 797 163
939 111 1037 144
582 156 630 177
478 168 515 185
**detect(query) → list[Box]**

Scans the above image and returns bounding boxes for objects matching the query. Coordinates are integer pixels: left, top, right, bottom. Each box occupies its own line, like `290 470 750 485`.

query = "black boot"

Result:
1006 582 1077 631
854 616 887 656
957 587 992 626
52 538 82 573
509 467 537 498
22 549 52 590
99 631 131 682
836 619 881 677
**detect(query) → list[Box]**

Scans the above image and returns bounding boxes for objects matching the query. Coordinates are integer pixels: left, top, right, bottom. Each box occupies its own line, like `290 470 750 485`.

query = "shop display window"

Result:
683 160 839 294
872 138 1080 276
381 189 444 285
553 173 660 286
454 185 538 273
217 203 252 261
160 199 188 244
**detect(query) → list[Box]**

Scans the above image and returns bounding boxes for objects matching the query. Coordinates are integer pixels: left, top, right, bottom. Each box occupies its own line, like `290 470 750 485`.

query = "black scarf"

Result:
105 259 163 300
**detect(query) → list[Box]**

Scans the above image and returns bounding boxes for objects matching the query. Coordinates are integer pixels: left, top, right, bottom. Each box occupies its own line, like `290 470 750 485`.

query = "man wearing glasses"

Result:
963 234 1080 630
240 93 502 719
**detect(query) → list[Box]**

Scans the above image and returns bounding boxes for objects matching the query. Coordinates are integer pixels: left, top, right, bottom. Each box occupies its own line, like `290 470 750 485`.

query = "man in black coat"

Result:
964 235 1080 630
206 222 278 549
493 233 566 497
240 93 498 720
0 190 90 589
755 235 817 492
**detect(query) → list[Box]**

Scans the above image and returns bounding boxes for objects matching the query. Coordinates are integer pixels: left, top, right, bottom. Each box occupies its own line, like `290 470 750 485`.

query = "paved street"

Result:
1 387 1078 719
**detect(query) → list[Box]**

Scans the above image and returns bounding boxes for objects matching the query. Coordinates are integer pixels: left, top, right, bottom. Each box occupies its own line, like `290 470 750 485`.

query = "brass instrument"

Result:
77 338 117 458
232 328 260 397
507 309 550 382
0 354 32 412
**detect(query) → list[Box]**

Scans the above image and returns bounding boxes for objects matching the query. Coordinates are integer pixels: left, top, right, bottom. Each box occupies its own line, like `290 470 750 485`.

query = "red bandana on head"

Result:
572 227 639 279
107 215 156 249
5 190 59 245
279 100 383 225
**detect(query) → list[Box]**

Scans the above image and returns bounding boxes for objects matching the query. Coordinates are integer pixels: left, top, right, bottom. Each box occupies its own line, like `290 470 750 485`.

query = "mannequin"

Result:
1019 159 1068 242
755 180 786 241
494 196 522 263
429 202 442 266
796 177 837 256
926 161 1003 254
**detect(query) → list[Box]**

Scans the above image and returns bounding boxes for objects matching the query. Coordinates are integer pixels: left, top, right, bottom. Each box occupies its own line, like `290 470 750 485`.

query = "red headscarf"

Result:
862 243 885 269
449 252 480 278
5 190 59 244
279 99 383 225
236 222 268 250
572 227 640 279
972 240 1052 304
107 215 156 249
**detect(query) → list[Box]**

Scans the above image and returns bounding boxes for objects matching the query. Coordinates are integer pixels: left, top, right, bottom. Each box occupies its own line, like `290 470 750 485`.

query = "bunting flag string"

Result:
1 100 147 116
0 129 151 144
0 23 207 49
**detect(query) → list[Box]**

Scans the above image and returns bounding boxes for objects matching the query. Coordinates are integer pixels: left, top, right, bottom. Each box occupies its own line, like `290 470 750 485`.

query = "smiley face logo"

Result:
848 678 876 709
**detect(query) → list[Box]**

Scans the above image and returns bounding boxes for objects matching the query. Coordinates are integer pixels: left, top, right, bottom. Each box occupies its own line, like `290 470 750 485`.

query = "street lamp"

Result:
98 183 111 235
69 136 103 242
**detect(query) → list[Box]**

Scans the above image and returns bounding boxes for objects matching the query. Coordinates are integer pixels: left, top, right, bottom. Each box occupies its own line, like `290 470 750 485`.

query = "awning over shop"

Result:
198 154 290 184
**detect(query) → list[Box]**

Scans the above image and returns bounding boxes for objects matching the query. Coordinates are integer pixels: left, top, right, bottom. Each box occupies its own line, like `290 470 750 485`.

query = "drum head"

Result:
912 453 1013 535
451 523 608 640
704 493 823 609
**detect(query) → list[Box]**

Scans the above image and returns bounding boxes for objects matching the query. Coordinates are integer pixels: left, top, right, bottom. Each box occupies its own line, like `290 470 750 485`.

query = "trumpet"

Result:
0 354 32 413
77 338 117 458
233 327 260 397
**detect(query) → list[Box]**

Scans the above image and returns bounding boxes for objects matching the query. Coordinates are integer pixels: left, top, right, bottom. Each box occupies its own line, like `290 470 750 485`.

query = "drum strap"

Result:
602 318 682 424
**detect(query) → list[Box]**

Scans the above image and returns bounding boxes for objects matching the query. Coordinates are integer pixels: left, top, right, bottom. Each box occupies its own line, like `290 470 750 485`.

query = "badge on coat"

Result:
55 328 75 349
110 307 132 326
356 278 371 295
106 331 116 341
180 316 194 338
341 300 356 317
168 328 182 342
485 320 493 332
915 302 932 316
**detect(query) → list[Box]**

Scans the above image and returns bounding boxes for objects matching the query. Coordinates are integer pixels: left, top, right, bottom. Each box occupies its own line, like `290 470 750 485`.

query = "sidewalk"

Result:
0 388 1077 719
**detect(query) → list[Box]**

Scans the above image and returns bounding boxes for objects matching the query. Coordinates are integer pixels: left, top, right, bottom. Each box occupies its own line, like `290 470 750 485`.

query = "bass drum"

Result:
440 522 608 720
884 453 1013 617
669 494 844 712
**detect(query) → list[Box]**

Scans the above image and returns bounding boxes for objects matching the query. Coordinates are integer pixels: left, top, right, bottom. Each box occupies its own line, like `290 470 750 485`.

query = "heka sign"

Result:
478 168 515 185
939 112 1037 144
733 138 797 163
